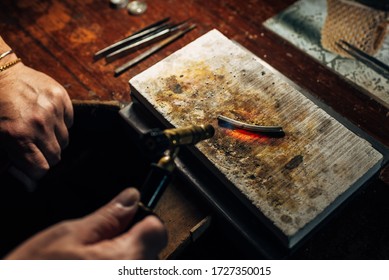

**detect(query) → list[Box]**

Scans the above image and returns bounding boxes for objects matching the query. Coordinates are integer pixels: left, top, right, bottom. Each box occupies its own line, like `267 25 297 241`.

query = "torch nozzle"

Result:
141 124 215 155
164 124 215 146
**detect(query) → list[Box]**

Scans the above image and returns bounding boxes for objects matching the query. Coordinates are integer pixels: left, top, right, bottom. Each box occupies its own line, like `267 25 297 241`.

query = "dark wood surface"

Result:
1 0 387 146
1 0 388 259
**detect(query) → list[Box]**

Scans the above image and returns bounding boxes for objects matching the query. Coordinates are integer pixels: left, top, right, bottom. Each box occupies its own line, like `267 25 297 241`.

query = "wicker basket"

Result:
321 0 389 57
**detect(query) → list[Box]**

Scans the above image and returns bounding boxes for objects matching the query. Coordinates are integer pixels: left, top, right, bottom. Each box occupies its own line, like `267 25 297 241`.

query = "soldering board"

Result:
129 29 385 248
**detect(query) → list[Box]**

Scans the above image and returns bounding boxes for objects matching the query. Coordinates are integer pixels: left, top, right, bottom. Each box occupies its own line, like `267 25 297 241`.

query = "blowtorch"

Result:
132 124 215 223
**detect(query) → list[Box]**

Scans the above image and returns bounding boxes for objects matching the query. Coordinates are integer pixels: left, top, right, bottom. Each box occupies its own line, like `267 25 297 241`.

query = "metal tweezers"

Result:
114 24 196 76
336 40 389 79
106 20 190 63
94 17 171 61
94 17 195 76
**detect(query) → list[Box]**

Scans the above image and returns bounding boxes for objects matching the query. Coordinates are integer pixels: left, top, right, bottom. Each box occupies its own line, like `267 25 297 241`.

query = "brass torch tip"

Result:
164 124 215 146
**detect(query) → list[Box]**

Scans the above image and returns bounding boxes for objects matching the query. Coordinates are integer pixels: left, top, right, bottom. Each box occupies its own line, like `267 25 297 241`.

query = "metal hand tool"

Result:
93 17 170 60
130 124 215 224
336 40 389 79
106 20 190 63
114 24 196 76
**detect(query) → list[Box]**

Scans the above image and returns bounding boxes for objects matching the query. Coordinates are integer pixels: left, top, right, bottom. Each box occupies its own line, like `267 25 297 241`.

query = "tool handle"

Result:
125 163 172 230
140 162 172 209
130 202 156 225
123 202 157 232
125 141 177 230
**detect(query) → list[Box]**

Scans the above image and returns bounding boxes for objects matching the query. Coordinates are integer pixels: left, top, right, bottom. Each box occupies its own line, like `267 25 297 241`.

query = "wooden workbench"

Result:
1 0 388 259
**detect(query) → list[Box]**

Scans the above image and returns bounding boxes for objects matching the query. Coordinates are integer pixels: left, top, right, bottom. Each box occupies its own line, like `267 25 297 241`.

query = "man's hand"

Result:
5 188 168 259
0 61 73 179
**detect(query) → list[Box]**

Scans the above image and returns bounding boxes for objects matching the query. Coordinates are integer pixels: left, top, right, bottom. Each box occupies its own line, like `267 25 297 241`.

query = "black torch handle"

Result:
140 162 173 210
129 163 173 226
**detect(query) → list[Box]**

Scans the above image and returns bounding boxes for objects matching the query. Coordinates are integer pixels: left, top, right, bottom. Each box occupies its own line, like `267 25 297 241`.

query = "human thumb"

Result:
77 188 140 243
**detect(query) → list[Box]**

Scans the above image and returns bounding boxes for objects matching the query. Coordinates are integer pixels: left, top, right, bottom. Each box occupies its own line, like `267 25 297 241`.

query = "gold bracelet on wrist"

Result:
0 49 13 60
0 58 22 72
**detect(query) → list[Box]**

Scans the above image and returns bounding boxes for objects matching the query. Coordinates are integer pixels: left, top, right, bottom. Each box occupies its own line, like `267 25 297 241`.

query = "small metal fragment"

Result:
110 0 129 9
127 0 147 15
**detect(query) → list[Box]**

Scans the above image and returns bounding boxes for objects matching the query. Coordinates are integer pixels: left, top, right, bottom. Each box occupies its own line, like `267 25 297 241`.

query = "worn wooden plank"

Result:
155 180 208 259
130 30 383 246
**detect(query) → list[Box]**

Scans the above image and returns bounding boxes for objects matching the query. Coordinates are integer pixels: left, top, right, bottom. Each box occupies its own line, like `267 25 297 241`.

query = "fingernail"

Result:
116 188 140 207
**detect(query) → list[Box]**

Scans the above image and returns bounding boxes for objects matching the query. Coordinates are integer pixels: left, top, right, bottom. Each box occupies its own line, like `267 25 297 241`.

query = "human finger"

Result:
44 80 73 129
52 86 72 149
120 215 168 259
35 129 62 167
40 87 70 150
55 119 70 149
8 142 50 179
77 188 141 243
62 89 73 128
